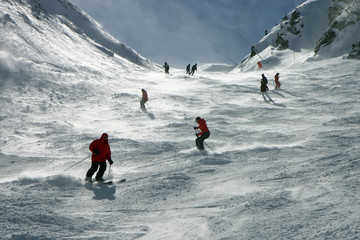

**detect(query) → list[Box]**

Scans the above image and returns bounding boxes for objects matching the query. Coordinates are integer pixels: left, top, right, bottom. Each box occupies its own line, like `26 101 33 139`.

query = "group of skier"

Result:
85 87 211 182
139 88 209 148
139 87 209 147
186 63 198 75
163 62 198 76
85 116 210 182
260 72 281 102
85 70 282 182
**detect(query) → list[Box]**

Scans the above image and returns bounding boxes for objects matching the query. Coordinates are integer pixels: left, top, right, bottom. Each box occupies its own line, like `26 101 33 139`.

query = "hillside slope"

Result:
238 0 360 71
0 0 157 86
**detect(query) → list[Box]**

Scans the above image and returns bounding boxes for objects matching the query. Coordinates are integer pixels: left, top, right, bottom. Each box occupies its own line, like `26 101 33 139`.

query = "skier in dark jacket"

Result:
193 117 210 150
85 133 113 182
261 74 268 85
260 74 273 102
186 64 191 75
190 63 197 75
163 62 170 74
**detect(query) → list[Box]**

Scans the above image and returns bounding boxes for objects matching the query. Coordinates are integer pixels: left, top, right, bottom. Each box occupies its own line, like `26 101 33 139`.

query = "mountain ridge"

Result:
238 0 360 71
0 0 157 73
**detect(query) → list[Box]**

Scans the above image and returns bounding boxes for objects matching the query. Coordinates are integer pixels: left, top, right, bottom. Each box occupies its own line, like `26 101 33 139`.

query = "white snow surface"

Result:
1 0 360 239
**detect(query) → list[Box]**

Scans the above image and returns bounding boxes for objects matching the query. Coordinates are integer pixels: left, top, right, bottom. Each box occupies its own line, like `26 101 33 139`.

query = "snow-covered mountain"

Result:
238 0 360 71
0 0 158 124
0 0 157 72
1 0 359 239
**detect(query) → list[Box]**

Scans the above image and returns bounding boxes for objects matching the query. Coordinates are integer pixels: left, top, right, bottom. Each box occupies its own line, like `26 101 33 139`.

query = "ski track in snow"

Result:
1 59 360 239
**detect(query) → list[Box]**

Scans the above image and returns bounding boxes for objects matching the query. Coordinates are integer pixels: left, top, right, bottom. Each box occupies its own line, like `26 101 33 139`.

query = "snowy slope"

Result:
0 0 158 156
1 0 360 239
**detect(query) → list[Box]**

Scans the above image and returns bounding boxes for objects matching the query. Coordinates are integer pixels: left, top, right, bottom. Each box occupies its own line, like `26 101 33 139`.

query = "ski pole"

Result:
236 33 264 61
204 142 213 151
194 129 213 151
64 154 91 172
107 165 111 177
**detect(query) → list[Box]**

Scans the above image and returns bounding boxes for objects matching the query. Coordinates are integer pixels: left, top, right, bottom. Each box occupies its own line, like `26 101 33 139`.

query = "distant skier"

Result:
250 46 256 58
140 88 148 109
260 74 273 103
85 133 113 182
190 63 197 75
274 72 281 89
261 73 268 85
163 62 170 74
186 64 191 75
193 117 210 150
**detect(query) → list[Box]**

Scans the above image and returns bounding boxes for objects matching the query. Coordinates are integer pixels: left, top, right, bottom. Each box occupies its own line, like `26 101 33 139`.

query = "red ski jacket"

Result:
197 119 210 136
275 74 280 83
89 133 111 162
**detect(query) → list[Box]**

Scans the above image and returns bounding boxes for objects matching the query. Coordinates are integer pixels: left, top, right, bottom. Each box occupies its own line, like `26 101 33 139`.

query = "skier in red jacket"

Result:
140 89 148 109
85 133 113 182
274 72 281 89
194 117 210 150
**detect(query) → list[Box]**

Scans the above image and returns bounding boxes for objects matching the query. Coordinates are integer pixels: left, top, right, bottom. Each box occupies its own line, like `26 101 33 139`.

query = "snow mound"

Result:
201 63 235 73
18 175 82 188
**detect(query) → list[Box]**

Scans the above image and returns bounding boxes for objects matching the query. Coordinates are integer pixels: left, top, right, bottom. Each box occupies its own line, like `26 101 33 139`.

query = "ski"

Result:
85 178 126 184
99 180 113 185
100 178 126 185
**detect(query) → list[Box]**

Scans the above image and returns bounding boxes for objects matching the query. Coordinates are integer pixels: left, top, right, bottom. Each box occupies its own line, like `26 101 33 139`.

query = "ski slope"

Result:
1 0 360 239
1 58 359 239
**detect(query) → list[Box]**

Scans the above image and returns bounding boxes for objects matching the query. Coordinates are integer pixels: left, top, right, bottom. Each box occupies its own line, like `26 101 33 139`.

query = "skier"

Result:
85 133 113 182
250 46 256 58
186 64 191 75
140 88 148 109
190 63 197 75
163 62 170 74
260 74 273 103
193 117 210 150
261 73 268 85
274 72 281 89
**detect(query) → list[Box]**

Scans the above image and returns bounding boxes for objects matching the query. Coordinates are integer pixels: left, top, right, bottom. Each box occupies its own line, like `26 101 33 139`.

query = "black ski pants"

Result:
86 162 107 179
196 132 210 150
